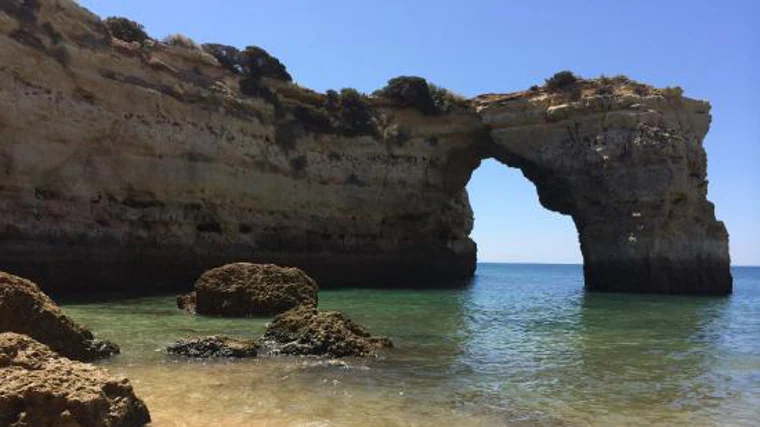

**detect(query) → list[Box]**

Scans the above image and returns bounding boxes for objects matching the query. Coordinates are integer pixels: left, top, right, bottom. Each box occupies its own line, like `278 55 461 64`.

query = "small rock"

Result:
177 263 319 317
0 332 150 426
0 272 119 362
263 305 392 358
167 335 259 358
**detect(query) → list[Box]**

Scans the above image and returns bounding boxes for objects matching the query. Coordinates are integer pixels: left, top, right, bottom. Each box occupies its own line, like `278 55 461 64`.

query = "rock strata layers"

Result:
0 0 731 294
475 81 732 294
0 333 150 427
178 263 318 316
0 272 119 361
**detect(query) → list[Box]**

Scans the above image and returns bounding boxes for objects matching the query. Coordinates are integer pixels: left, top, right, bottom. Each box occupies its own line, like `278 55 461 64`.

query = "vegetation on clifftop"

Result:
373 76 467 115
104 17 150 44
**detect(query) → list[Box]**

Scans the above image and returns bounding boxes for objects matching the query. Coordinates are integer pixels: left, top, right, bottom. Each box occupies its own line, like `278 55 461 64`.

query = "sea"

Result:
61 263 760 426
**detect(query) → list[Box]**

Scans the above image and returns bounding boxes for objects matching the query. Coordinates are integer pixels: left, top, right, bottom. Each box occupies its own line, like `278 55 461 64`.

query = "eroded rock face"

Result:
0 1 731 295
263 305 393 358
475 81 732 294
0 332 150 427
0 0 482 293
0 272 119 361
167 335 259 358
178 263 319 316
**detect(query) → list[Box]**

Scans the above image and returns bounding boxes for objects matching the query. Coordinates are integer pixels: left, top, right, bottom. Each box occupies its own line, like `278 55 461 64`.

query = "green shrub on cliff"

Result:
428 83 467 113
104 17 150 44
374 76 467 114
334 88 375 136
202 43 243 73
239 46 292 82
374 76 437 114
545 70 579 91
201 43 291 102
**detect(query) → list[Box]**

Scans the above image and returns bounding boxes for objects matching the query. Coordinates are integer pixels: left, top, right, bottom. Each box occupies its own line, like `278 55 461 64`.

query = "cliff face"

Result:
0 0 731 295
476 84 732 294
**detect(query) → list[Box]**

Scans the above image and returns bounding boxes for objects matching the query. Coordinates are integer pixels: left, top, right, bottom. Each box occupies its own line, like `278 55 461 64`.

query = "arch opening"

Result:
466 159 581 265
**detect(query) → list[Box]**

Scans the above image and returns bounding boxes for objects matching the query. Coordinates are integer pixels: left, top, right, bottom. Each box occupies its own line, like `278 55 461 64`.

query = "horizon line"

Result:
477 261 760 268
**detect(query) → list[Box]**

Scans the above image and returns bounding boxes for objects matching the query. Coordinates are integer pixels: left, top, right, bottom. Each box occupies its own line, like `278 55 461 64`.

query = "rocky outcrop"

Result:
474 79 732 294
263 305 393 357
178 263 318 316
0 0 731 295
167 335 259 358
0 332 150 427
0 272 119 361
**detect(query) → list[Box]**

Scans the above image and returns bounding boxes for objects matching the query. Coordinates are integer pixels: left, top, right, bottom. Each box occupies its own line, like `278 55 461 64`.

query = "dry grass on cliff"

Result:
163 33 201 51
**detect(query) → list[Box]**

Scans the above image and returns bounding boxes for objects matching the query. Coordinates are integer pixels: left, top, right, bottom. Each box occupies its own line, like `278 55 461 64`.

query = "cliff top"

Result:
0 0 705 122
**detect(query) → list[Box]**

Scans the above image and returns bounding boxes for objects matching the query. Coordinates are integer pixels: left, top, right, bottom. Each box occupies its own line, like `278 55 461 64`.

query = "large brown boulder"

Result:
178 263 318 317
0 272 119 362
263 305 392 358
0 332 150 427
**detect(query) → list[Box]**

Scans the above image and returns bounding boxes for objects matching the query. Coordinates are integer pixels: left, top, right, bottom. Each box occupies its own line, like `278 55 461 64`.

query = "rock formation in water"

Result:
263 305 393 358
0 332 151 427
178 263 318 317
0 272 119 361
0 1 732 294
167 335 260 358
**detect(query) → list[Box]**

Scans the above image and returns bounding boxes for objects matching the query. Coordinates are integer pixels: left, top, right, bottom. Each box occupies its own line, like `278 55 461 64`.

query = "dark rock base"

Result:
167 336 259 358
584 258 733 295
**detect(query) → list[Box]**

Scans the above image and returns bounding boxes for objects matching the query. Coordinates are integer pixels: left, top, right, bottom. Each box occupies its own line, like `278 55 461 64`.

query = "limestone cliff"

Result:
475 80 731 294
0 0 731 295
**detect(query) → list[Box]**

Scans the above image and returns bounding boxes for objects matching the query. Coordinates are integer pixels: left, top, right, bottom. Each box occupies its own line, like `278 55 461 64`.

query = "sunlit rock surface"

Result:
0 332 150 427
0 0 731 294
0 272 119 361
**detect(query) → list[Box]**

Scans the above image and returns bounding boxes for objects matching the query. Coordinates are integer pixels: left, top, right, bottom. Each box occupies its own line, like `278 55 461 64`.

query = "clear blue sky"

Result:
79 0 759 265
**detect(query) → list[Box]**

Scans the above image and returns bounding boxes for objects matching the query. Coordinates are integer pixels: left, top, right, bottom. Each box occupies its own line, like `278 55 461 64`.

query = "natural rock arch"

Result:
0 0 732 295
462 90 732 295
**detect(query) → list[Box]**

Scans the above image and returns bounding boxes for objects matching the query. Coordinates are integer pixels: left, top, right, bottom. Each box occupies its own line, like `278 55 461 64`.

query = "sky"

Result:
78 0 759 265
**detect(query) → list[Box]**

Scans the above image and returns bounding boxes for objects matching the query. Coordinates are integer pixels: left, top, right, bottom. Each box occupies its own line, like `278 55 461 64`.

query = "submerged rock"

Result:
0 272 119 362
0 332 150 427
178 263 318 317
263 305 392 358
167 335 259 358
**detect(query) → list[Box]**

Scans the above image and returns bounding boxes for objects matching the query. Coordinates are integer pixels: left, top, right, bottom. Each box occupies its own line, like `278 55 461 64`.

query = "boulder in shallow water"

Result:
263 305 393 358
0 272 119 362
0 332 150 427
178 263 318 317
167 335 259 358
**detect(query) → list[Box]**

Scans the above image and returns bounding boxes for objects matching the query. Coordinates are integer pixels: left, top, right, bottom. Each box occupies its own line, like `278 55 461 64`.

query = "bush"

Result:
375 76 436 114
660 86 683 100
374 76 466 114
239 77 279 104
545 70 579 91
163 33 200 50
240 46 292 82
335 88 375 136
293 104 333 133
104 17 149 44
202 43 242 73
428 83 467 112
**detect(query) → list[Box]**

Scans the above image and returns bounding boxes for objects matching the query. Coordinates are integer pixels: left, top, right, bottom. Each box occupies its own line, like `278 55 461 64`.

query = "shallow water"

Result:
62 264 760 426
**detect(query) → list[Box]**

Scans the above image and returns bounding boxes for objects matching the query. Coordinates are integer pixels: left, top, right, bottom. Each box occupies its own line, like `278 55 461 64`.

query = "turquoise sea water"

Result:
62 263 760 426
